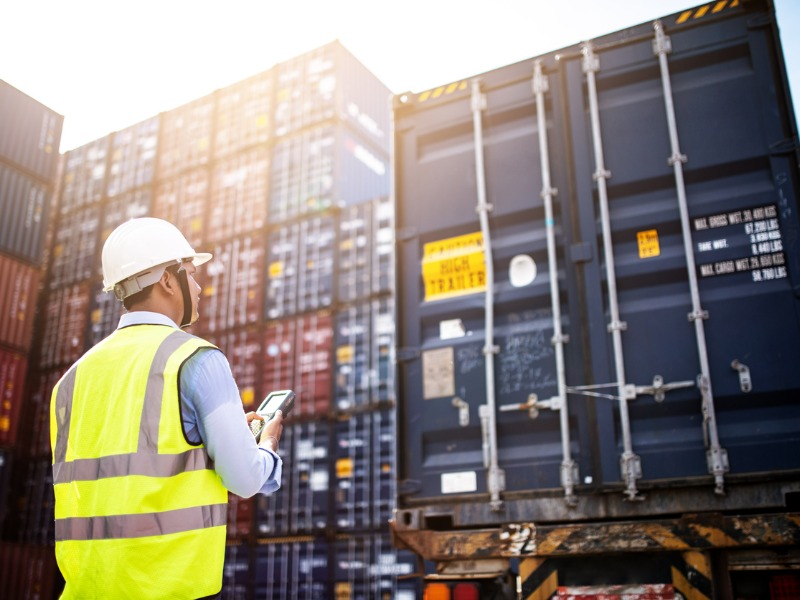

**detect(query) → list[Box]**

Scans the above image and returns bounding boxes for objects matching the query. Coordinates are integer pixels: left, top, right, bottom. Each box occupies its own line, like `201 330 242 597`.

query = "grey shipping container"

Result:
157 93 215 181
214 69 273 159
0 80 63 182
106 116 159 198
0 162 51 265
153 167 209 250
59 136 110 215
269 123 389 222
393 0 800 527
273 40 391 154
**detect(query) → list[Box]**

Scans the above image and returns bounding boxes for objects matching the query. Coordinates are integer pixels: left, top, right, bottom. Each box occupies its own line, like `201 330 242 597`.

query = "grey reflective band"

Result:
55 503 227 541
53 447 212 484
53 367 78 464
138 329 196 453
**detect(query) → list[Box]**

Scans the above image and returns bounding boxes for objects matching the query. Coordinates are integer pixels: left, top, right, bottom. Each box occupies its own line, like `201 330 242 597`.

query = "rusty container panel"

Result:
0 254 40 352
48 204 101 290
28 368 66 458
157 94 215 181
214 69 273 158
106 115 159 198
207 148 269 243
39 282 91 368
199 234 265 334
153 168 209 250
59 136 110 215
0 80 63 182
0 349 27 449
207 326 263 411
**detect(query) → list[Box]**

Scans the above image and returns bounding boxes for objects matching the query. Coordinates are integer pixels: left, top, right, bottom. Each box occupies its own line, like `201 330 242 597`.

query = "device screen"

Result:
257 389 295 420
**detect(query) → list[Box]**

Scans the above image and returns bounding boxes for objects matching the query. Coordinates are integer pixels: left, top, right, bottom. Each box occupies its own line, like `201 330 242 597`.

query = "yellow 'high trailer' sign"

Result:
422 232 486 301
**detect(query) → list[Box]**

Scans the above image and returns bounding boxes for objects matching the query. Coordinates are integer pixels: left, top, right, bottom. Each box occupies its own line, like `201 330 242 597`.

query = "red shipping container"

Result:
39 283 91 368
227 493 254 540
0 254 40 352
208 148 269 242
262 312 332 418
153 168 209 250
0 542 60 600
199 234 264 334
207 327 262 411
0 348 27 448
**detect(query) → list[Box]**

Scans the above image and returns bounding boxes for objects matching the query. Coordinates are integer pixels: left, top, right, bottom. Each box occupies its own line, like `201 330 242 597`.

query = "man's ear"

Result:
157 270 177 296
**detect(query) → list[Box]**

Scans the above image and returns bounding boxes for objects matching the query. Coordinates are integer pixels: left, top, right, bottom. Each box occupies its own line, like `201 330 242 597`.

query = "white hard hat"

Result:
102 217 212 300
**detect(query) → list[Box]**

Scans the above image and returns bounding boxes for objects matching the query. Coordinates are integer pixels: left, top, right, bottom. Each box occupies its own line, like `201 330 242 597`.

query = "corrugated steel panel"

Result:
394 0 800 509
215 69 273 158
153 168 209 250
254 424 294 536
39 283 91 368
100 187 152 240
87 283 122 348
291 421 331 533
333 532 419 599
207 327 262 410
199 234 265 334
269 124 389 222
226 492 254 541
0 254 40 352
273 41 390 153
19 457 55 544
265 214 336 320
0 80 63 182
60 136 110 215
335 298 395 412
0 162 51 264
338 195 393 303
208 148 269 242
0 451 10 520
372 409 397 529
0 348 27 448
48 204 101 290
28 368 66 458
222 544 250 599
157 94 215 180
254 537 330 598
106 116 159 198
262 313 333 418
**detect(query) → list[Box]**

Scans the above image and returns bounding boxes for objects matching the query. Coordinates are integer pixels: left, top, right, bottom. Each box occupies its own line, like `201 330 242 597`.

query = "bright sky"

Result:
1 0 798 153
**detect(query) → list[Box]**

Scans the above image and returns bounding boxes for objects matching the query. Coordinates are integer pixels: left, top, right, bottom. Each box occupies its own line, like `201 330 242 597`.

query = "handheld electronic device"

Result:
250 389 295 442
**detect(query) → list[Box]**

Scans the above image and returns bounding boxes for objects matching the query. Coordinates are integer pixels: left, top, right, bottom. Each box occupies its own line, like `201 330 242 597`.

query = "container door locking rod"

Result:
583 42 643 501
653 20 728 495
531 59 577 506
470 79 505 512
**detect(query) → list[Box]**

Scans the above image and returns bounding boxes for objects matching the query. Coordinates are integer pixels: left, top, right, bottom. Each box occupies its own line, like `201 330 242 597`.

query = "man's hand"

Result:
257 410 284 453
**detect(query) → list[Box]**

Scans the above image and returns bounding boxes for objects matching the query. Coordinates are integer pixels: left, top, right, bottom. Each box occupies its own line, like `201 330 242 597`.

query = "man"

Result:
50 217 283 599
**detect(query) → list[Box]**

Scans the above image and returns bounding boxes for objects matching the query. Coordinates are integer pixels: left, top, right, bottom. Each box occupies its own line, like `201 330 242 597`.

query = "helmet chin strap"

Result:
175 266 194 328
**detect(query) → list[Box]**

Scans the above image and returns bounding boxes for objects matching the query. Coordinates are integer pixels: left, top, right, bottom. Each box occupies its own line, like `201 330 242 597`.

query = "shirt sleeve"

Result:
179 347 283 497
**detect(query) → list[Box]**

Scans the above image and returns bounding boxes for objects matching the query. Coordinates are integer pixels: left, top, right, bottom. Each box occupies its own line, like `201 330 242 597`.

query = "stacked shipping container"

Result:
0 79 63 593
3 44 417 597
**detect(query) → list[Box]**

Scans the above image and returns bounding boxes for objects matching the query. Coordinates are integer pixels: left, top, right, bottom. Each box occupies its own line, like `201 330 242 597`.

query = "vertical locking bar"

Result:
583 42 642 500
533 60 577 506
654 20 728 494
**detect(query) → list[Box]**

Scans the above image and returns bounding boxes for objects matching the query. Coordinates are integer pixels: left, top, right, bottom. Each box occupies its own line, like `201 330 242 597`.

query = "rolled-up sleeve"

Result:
179 347 282 497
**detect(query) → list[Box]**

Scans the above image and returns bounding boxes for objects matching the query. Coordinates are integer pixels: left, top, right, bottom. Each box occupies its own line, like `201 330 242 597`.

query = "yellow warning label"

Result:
423 232 486 301
336 458 354 478
637 229 661 259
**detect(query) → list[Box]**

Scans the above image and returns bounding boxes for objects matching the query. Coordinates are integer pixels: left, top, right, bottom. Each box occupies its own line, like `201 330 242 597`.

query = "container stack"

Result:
6 42 420 597
0 79 63 599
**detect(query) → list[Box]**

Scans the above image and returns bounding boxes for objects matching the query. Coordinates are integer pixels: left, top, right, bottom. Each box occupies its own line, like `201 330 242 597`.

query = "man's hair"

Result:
122 263 182 311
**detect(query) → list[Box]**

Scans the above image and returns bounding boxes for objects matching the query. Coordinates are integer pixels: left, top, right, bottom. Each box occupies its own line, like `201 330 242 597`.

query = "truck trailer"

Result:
391 0 800 597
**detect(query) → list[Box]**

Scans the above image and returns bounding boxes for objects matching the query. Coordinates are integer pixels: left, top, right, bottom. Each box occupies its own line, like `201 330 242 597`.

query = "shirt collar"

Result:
118 310 180 330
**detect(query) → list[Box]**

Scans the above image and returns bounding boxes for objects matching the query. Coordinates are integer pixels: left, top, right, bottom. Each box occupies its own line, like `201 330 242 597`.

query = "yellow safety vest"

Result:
51 324 229 600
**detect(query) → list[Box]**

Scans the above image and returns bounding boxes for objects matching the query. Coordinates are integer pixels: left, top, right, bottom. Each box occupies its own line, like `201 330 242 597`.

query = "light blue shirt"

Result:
118 311 282 497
